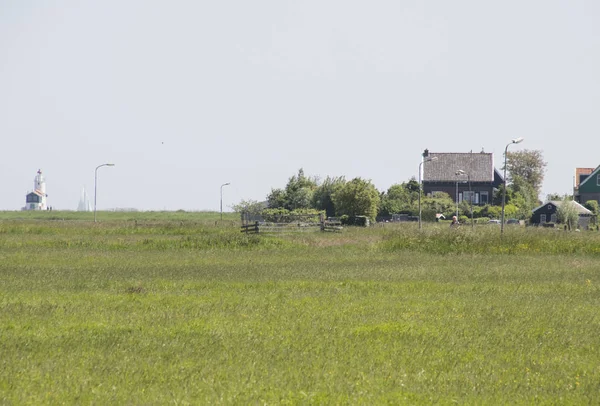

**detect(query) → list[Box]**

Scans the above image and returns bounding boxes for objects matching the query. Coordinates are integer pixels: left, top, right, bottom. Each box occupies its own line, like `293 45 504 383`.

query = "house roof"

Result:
577 165 600 189
423 152 499 182
532 200 592 215
575 167 594 188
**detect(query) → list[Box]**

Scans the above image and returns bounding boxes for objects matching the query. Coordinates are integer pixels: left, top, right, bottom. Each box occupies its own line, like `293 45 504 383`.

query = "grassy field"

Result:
1 211 600 404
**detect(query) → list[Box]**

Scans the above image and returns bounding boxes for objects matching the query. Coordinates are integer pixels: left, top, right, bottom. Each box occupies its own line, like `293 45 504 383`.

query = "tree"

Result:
493 184 514 206
420 192 455 221
505 149 547 198
232 199 265 216
405 177 420 194
266 169 318 210
332 178 380 221
584 200 599 215
379 183 417 217
283 168 318 210
557 197 580 230
312 176 346 217
546 193 570 201
510 176 539 219
266 188 286 208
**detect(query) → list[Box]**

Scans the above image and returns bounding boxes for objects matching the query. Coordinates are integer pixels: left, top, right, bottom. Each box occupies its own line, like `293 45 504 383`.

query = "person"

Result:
450 215 460 227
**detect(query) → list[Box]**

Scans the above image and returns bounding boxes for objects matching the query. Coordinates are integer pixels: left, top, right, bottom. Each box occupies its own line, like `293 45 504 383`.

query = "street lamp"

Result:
501 137 524 235
456 169 473 229
220 183 230 221
418 156 437 229
94 163 115 223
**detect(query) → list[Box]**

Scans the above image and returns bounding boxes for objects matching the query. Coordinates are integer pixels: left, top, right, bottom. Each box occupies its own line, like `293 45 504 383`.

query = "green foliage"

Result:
510 175 539 218
505 149 547 197
266 168 318 210
493 184 513 206
261 208 322 223
332 178 380 221
584 200 599 215
557 198 580 230
311 176 346 217
232 199 265 216
502 204 519 219
284 168 318 210
267 188 286 208
546 192 570 201
405 177 420 193
473 205 501 219
379 183 417 217
420 192 454 221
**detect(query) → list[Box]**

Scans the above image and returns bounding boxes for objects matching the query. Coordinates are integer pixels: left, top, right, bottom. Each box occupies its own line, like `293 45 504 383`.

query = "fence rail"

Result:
240 221 343 234
240 222 259 234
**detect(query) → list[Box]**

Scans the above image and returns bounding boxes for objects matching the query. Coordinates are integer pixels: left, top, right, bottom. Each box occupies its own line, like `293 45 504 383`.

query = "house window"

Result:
597 174 600 186
551 214 557 223
480 191 488 205
463 191 475 204
540 214 546 223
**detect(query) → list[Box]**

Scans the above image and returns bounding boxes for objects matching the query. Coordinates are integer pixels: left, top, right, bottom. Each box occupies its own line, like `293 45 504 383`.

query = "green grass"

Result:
1 213 600 404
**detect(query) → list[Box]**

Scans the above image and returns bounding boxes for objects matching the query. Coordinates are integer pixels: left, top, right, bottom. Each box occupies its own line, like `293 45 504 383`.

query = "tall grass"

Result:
379 224 600 255
2 215 600 403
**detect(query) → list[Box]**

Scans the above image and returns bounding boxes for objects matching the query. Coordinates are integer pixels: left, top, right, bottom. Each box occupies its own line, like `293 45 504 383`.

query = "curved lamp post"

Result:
455 174 460 219
456 169 473 229
501 137 524 235
94 163 115 223
220 182 230 221
418 156 437 229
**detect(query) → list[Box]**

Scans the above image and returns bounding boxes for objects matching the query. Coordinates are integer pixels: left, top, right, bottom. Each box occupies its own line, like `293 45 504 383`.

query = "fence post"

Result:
254 221 259 234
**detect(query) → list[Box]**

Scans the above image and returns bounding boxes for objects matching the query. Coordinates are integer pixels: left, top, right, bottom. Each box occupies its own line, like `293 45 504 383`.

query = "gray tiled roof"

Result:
423 152 497 182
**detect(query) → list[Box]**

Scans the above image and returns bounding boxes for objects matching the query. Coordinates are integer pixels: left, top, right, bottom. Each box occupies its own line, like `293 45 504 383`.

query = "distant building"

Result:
574 166 600 205
422 151 503 205
23 169 48 210
77 187 92 212
531 200 593 229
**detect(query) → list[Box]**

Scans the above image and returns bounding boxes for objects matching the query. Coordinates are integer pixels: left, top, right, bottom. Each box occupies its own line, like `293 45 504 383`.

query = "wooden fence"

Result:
240 221 260 234
240 220 342 234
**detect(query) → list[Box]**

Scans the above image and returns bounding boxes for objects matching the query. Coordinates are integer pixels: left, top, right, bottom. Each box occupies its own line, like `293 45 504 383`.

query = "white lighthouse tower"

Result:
77 187 92 211
24 169 48 210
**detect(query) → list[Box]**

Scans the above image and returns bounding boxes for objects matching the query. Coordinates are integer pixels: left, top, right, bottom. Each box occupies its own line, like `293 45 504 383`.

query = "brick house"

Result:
574 166 600 205
422 151 503 205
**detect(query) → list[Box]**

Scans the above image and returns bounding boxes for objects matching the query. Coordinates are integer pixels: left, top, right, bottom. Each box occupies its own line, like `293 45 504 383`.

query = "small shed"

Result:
531 201 593 229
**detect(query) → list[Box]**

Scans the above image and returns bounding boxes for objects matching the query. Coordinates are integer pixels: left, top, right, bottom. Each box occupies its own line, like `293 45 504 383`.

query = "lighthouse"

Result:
24 169 48 210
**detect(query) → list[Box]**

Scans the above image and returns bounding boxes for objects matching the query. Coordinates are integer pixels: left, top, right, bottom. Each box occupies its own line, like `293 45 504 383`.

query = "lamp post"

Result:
456 170 473 229
501 137 524 235
418 156 437 229
220 183 230 221
94 163 115 223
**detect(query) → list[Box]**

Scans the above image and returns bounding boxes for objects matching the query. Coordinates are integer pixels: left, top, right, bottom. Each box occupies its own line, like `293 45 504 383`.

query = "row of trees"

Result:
234 150 589 223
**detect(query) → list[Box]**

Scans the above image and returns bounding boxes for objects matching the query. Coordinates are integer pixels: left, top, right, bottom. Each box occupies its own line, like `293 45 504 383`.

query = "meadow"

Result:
1 211 600 404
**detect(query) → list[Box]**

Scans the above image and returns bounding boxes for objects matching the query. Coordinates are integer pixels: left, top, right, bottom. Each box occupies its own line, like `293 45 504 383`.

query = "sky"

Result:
1 0 599 211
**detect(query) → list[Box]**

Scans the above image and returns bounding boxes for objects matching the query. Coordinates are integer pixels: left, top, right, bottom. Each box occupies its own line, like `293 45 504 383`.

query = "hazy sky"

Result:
1 1 599 211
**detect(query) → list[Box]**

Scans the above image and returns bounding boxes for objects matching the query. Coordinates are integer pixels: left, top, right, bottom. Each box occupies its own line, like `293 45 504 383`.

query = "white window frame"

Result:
480 191 488 205
540 214 546 223
551 214 557 223
597 174 600 186
463 191 475 204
